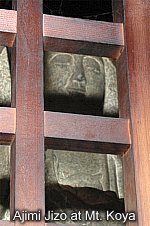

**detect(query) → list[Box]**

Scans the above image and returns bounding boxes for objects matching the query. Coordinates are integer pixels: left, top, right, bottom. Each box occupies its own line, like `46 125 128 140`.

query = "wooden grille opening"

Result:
44 148 125 224
44 51 119 117
43 0 113 22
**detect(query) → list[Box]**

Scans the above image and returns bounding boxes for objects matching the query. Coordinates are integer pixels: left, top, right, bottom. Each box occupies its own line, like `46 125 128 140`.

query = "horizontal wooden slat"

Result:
45 137 130 155
0 9 16 47
44 111 130 144
0 107 131 153
0 10 16 33
0 221 14 226
44 111 131 154
0 9 124 58
0 134 14 145
0 107 16 133
0 32 15 47
44 15 124 45
0 107 16 144
44 14 124 58
11 0 45 222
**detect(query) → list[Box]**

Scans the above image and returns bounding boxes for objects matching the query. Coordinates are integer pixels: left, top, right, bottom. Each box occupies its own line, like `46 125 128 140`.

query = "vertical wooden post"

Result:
10 0 16 220
117 51 137 226
124 1 150 225
112 1 137 225
11 1 45 225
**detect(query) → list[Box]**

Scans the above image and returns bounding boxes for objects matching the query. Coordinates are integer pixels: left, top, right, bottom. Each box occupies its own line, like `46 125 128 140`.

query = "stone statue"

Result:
44 51 124 225
0 47 11 106
0 47 123 225
44 52 105 115
45 53 105 98
44 51 118 116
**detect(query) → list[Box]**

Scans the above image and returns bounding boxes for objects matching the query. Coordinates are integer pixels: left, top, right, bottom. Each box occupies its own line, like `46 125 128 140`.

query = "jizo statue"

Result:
44 52 118 117
0 47 123 225
44 52 105 115
45 53 105 98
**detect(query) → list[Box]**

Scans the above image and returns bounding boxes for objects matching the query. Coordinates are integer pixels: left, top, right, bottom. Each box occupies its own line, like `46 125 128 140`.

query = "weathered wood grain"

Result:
10 0 16 220
10 1 45 225
44 14 124 58
0 1 148 225
124 1 150 225
0 9 124 58
112 2 138 225
0 9 16 47
44 14 124 46
0 107 15 134
113 0 150 225
0 10 16 33
45 111 131 154
116 50 137 226
0 107 15 144
0 32 15 47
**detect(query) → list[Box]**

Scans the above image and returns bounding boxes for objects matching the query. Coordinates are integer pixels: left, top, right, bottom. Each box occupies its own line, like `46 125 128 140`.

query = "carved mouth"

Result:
67 87 86 95
67 80 86 95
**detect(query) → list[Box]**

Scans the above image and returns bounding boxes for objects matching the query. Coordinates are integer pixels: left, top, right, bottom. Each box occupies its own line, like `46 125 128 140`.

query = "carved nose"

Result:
72 72 86 88
74 73 85 82
67 71 86 94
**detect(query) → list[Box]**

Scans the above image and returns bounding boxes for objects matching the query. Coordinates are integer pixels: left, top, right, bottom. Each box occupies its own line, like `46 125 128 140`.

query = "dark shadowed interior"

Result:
43 0 113 21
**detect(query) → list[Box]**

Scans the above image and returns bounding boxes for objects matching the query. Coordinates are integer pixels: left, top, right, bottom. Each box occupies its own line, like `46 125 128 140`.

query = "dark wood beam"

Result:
9 1 16 220
112 1 138 221
112 0 124 23
0 31 15 47
0 9 16 47
10 1 45 224
124 1 150 225
44 14 124 58
0 106 131 153
44 37 123 59
0 9 124 58
113 0 150 225
116 50 138 223
45 111 131 154
44 14 124 46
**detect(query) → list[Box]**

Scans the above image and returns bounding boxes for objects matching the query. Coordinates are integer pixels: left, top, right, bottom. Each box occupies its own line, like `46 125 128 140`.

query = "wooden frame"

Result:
0 0 149 225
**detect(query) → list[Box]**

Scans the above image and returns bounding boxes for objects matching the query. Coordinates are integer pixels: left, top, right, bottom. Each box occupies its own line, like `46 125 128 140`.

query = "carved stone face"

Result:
45 52 105 101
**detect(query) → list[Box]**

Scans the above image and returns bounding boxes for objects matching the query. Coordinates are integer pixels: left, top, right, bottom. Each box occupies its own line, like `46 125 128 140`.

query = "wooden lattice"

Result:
0 0 150 225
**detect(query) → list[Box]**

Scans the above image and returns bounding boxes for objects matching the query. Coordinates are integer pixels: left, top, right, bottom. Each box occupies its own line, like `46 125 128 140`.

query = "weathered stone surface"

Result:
0 47 123 225
44 52 119 116
103 57 118 116
45 53 105 98
0 47 11 219
45 150 123 198
0 47 11 106
44 51 123 198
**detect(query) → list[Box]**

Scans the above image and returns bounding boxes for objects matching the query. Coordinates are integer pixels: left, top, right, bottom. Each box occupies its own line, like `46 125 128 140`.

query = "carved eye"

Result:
86 66 100 74
75 74 85 81
54 62 70 69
